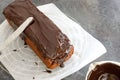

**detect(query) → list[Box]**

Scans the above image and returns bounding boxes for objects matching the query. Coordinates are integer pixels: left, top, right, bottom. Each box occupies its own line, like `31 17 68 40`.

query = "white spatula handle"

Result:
0 17 33 51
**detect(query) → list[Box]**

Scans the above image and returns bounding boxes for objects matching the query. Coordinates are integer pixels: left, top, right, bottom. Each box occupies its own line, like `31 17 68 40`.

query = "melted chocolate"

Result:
35 62 38 66
98 73 119 80
33 77 35 79
44 69 52 73
60 63 64 68
24 42 27 45
87 63 120 80
13 49 17 52
3 0 72 66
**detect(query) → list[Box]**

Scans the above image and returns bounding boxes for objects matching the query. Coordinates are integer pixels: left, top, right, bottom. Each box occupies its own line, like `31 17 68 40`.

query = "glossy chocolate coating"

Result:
98 73 119 80
3 0 72 64
87 63 120 80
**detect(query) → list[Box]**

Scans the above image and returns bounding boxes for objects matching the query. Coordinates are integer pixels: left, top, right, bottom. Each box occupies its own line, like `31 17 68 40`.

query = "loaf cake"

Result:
3 0 74 69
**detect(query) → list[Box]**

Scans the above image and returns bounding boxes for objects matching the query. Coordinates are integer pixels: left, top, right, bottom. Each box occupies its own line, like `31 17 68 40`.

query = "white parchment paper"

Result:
0 3 106 80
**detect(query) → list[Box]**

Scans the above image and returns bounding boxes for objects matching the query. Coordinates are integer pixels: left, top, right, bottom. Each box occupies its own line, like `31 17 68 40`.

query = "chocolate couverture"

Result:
87 63 120 80
3 0 74 68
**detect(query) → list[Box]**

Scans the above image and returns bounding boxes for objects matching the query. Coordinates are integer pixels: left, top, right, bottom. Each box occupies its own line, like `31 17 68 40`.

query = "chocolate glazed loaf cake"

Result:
3 0 74 69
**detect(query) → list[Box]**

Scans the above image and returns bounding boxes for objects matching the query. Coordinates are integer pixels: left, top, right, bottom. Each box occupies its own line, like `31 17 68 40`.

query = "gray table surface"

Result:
0 0 120 80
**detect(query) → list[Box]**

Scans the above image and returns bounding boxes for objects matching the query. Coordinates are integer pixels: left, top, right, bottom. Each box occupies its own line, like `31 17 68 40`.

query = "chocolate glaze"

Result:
87 63 120 80
44 69 52 73
3 0 72 65
60 63 64 68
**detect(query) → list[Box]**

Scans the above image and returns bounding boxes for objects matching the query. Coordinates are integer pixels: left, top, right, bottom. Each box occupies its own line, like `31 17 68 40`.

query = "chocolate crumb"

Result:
22 59 25 61
24 42 27 45
0 51 2 55
13 49 17 52
60 63 64 68
33 77 35 79
35 62 38 65
44 69 52 73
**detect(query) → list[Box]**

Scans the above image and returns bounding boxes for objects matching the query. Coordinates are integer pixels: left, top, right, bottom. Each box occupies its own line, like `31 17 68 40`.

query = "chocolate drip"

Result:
44 69 52 73
60 63 64 68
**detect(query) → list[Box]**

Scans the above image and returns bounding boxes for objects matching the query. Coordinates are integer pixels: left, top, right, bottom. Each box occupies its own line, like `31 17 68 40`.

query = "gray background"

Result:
0 0 120 80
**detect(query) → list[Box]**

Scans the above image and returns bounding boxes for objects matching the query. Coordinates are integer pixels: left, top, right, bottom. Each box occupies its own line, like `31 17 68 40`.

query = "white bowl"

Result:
86 61 120 80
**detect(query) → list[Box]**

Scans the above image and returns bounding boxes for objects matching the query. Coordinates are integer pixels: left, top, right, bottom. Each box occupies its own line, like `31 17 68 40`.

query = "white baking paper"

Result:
0 17 33 51
0 3 107 80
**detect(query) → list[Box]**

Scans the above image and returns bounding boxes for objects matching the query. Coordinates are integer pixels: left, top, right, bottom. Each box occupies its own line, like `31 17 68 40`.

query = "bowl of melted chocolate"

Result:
86 61 120 80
